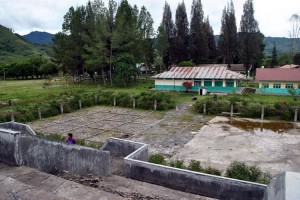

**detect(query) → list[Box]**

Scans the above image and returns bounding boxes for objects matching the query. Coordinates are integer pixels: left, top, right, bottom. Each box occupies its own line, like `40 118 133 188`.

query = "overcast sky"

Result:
0 0 299 37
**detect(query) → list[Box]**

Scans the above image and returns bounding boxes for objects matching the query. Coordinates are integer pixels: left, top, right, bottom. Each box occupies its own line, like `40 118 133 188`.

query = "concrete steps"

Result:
0 162 122 200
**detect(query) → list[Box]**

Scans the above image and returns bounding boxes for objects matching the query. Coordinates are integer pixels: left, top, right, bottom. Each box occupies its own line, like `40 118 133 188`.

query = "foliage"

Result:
114 53 137 87
271 43 278 67
218 0 238 67
225 161 272 184
149 154 166 165
177 60 195 67
169 159 186 169
182 81 193 92
293 52 300 64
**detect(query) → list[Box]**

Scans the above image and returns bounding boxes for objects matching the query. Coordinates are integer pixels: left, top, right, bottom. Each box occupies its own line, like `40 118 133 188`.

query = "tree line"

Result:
51 0 266 86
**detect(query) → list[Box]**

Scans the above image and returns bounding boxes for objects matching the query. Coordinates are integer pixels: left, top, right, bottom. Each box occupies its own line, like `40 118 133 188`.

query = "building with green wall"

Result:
151 65 246 93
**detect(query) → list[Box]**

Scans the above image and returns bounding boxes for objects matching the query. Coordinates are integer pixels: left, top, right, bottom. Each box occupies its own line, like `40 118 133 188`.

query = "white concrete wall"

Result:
155 79 193 86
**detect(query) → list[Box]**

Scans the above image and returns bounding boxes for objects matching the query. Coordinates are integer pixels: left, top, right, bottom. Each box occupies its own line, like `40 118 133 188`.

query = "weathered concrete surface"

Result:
0 162 122 200
17 135 110 176
173 116 300 174
124 159 267 200
0 174 67 200
101 137 145 158
0 161 213 200
0 121 36 135
265 171 300 200
0 130 19 165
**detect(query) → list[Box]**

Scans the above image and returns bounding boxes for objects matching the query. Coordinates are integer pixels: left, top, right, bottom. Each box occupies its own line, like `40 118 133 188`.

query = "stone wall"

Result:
0 129 19 165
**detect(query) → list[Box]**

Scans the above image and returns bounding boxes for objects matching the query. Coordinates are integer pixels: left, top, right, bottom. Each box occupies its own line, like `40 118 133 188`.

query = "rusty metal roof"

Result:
151 66 246 80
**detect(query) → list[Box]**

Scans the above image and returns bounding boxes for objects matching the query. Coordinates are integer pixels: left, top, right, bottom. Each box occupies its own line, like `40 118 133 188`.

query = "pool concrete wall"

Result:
18 135 110 176
0 129 20 165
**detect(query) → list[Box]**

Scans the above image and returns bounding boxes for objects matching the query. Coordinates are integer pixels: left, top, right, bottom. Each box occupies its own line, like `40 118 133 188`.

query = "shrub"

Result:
225 161 272 184
204 166 222 176
188 160 203 172
116 92 132 107
169 159 185 169
149 154 166 165
46 133 65 142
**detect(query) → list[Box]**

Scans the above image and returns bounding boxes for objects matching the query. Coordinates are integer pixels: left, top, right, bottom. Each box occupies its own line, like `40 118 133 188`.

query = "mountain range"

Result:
23 31 54 45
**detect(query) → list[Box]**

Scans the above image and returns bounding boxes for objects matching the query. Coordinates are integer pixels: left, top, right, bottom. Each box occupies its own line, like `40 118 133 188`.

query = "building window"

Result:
226 81 234 87
204 80 212 86
215 80 223 87
273 83 281 88
285 84 293 89
262 83 269 88
194 81 201 86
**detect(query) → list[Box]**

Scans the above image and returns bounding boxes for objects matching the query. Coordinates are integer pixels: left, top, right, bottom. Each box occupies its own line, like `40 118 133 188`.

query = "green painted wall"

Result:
154 85 239 93
258 88 300 95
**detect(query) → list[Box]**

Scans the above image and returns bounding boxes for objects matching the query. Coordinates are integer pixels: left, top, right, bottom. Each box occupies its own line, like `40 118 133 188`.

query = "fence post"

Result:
94 94 98 104
79 100 82 109
154 100 157 111
261 105 264 120
176 104 179 111
11 111 14 122
230 104 233 117
133 98 136 108
113 97 116 107
60 103 64 114
38 108 42 120
203 103 206 115
295 108 298 122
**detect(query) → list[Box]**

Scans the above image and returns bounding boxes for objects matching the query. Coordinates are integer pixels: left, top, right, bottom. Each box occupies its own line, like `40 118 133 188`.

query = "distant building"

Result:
256 68 300 94
151 65 246 93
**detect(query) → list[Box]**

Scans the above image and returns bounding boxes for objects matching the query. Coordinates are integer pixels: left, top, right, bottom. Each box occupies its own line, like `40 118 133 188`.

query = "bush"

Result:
149 154 166 165
169 159 185 169
225 161 272 184
137 92 175 111
116 92 132 107
204 166 222 176
188 160 203 172
46 133 65 142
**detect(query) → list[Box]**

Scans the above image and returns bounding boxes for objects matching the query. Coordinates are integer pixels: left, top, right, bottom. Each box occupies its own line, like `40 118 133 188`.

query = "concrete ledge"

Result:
0 122 36 135
17 135 110 176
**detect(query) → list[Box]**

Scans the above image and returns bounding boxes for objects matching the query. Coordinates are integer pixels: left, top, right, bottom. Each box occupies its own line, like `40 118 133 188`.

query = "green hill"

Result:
0 25 52 65
264 37 300 56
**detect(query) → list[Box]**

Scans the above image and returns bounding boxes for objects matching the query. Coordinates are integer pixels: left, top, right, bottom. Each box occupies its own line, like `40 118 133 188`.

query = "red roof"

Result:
256 68 300 82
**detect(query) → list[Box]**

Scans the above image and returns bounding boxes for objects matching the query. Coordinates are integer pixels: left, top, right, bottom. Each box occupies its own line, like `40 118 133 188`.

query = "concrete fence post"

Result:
295 108 298 122
261 105 264 120
230 104 233 117
133 98 136 108
203 103 206 114
79 100 82 109
38 108 42 120
113 97 116 107
154 100 157 111
176 104 179 111
94 95 98 104
60 103 64 114
10 112 14 122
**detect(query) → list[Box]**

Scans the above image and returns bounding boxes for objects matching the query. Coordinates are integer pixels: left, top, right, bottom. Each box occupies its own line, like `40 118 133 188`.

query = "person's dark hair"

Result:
68 133 73 138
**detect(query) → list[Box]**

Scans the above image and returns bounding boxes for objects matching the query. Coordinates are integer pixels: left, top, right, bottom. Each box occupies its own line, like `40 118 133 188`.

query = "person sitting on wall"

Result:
66 133 76 144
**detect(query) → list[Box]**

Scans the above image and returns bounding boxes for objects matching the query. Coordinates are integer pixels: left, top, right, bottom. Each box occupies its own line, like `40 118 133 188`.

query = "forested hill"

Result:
264 37 300 56
0 25 52 65
23 31 54 45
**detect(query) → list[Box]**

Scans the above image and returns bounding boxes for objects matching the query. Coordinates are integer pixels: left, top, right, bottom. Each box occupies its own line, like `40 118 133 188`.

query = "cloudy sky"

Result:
0 0 299 37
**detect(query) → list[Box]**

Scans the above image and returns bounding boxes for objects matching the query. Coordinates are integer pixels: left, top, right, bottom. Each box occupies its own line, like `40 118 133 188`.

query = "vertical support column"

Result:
60 103 64 114
203 103 206 115
295 108 298 122
38 108 42 120
11 112 14 122
79 100 82 109
154 100 157 111
176 104 179 111
133 98 136 108
113 97 116 107
230 104 233 117
261 105 265 120
94 94 98 104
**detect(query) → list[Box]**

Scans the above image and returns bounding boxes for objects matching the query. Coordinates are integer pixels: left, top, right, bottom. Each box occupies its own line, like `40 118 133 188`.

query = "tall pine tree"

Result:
204 17 216 63
190 0 208 64
174 1 189 64
271 42 278 68
239 0 263 75
218 0 238 67
160 2 174 67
